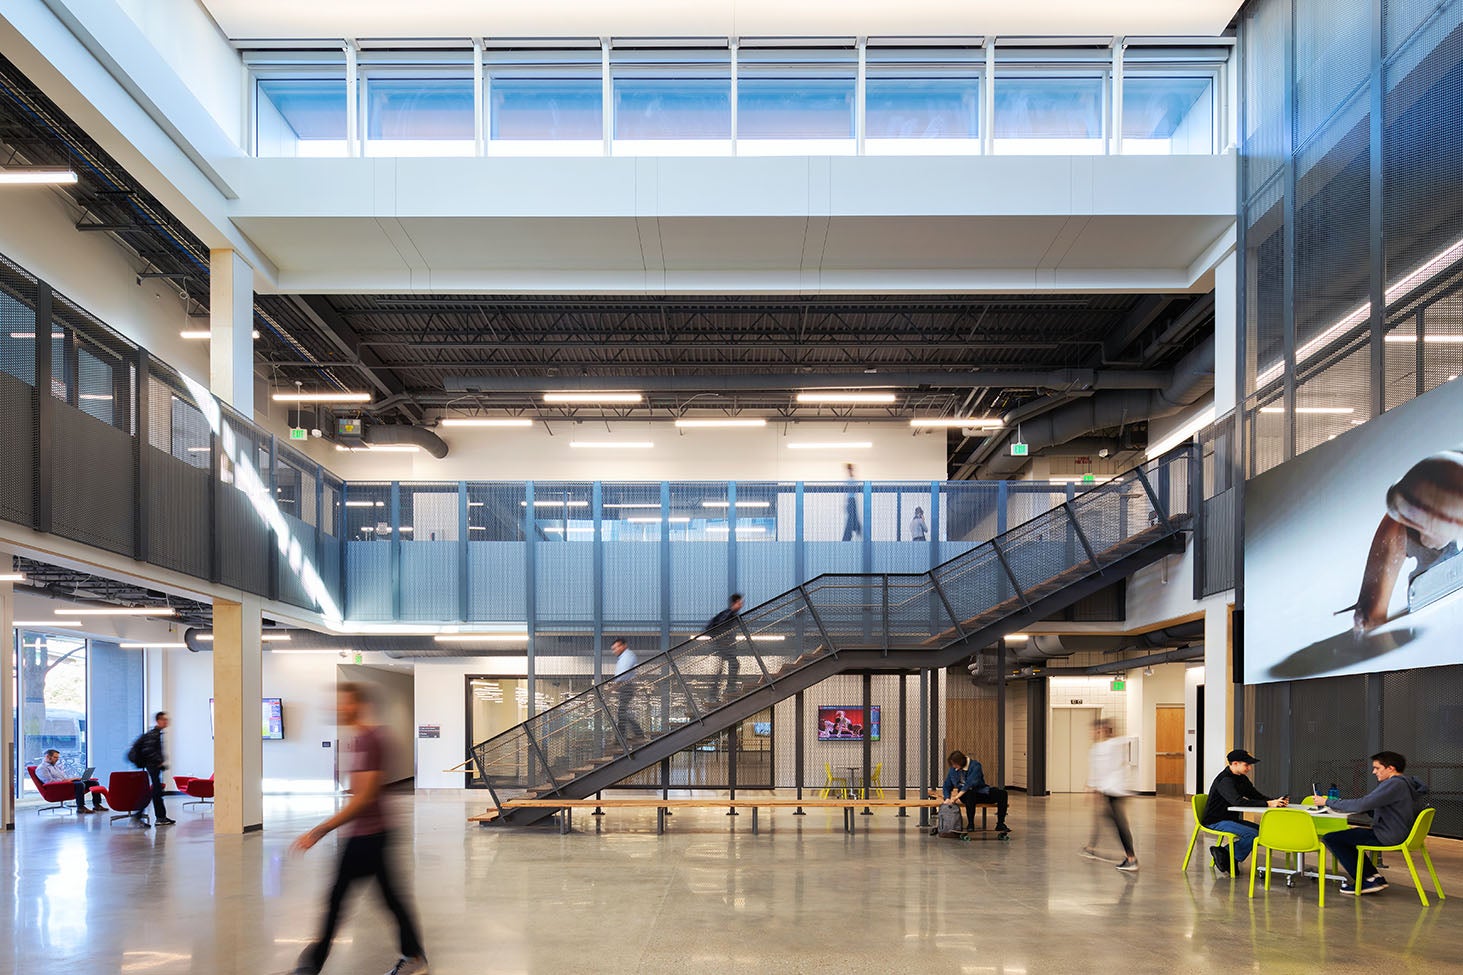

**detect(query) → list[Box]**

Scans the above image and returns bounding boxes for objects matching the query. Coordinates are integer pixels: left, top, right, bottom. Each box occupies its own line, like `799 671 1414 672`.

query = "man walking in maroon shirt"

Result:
292 683 428 975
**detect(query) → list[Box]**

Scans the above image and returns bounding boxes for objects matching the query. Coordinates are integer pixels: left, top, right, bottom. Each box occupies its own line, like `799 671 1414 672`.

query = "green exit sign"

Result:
1082 473 1096 484
289 427 308 441
1010 442 1029 457
1111 679 1126 691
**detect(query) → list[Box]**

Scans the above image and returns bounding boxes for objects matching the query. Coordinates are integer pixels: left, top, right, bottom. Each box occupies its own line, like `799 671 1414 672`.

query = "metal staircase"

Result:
472 446 1196 826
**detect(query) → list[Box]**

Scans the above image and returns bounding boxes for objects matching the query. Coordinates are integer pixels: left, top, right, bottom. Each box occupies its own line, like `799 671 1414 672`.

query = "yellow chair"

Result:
1354 807 1446 906
820 761 849 799
1250 809 1327 906
1181 794 1238 874
869 762 885 799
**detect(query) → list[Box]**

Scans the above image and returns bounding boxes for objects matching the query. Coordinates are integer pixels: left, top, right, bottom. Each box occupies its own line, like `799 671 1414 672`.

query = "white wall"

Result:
0 186 210 386
338 664 416 784
1121 662 1187 794
114 0 244 145
303 421 948 483
415 656 528 790
1184 662 1204 795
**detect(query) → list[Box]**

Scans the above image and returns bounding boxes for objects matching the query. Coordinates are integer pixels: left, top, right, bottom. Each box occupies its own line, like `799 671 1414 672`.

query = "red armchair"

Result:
89 770 154 827
176 774 215 810
26 765 78 815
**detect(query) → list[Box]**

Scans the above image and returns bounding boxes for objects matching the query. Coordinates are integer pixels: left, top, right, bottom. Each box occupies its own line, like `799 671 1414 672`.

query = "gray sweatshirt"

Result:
1326 775 1428 846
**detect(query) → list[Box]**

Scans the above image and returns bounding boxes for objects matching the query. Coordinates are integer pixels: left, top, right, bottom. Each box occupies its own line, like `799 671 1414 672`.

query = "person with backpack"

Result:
1309 750 1430 895
940 750 1011 834
128 711 175 825
705 593 744 701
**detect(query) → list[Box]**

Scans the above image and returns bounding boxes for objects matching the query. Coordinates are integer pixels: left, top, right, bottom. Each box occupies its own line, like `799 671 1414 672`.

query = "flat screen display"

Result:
817 706 880 741
1244 377 1463 683
209 698 286 739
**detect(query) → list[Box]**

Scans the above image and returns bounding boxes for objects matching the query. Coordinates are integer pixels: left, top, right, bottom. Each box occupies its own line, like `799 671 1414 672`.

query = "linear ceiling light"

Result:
335 444 419 452
0 168 78 185
273 391 372 403
674 418 768 428
432 633 529 643
120 642 187 649
9 331 64 339
180 330 260 340
702 501 771 508
795 392 897 404
786 441 874 450
440 418 535 427
64 606 176 617
520 500 589 507
195 633 292 643
604 503 661 509
909 417 1003 428
344 500 386 508
1005 633 1029 642
543 392 642 404
569 441 654 449
627 516 691 523
1258 406 1355 414
0 572 25 582
1383 334 1463 343
12 620 82 627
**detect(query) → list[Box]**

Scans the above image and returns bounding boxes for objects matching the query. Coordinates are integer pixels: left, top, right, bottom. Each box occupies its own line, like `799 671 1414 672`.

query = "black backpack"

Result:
126 732 149 768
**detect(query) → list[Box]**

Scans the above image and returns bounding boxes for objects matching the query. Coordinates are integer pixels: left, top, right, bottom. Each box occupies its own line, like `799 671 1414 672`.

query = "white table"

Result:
1227 805 1353 886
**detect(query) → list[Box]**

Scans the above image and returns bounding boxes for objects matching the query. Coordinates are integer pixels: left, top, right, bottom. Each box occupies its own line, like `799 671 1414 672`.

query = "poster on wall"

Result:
1244 377 1463 683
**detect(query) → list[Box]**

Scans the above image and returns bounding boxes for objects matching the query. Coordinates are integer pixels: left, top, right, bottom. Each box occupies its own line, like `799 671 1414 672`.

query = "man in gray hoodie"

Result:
1310 750 1428 895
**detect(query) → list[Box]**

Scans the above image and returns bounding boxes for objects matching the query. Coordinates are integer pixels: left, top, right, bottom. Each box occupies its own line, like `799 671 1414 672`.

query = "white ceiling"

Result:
198 0 1244 41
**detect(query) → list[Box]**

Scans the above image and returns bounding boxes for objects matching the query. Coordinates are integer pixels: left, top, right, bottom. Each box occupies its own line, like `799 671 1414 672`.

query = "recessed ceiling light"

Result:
569 441 654 449
274 391 372 404
674 418 768 428
795 392 897 404
440 418 535 427
543 392 642 404
786 442 874 450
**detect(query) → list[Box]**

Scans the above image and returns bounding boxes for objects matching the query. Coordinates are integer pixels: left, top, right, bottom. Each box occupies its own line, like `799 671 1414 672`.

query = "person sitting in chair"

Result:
34 749 103 814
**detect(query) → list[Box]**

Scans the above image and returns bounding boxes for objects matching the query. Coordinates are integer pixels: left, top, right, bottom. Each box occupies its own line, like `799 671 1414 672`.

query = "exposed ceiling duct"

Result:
365 423 449 459
444 370 1169 394
974 333 1215 479
967 620 1205 682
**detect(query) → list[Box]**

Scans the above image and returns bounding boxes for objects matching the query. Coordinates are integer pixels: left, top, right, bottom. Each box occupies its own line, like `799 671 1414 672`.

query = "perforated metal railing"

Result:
471 446 1196 811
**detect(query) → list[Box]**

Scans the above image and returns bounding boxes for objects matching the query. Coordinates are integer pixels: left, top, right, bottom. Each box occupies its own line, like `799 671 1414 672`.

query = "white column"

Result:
1213 250 1239 415
209 249 255 416
213 595 264 834
1 577 13 830
1203 598 1233 787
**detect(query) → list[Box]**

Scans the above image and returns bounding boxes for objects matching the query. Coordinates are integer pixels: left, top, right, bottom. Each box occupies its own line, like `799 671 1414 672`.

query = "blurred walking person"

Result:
1083 719 1139 872
706 593 744 700
292 683 428 975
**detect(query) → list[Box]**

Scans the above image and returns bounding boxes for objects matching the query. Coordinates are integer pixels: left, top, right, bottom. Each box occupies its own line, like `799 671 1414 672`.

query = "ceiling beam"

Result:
444 370 1169 394
1099 294 1177 365
287 296 423 423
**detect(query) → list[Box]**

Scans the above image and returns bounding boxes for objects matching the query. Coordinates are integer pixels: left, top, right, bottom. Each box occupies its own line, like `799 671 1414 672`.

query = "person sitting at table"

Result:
1200 748 1288 875
940 749 1011 834
1310 750 1429 895
34 749 103 814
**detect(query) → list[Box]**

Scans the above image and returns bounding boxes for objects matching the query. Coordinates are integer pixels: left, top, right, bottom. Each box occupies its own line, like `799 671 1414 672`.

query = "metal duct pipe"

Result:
365 423 449 459
444 370 1168 394
976 334 1215 479
1010 621 1206 661
958 391 1094 476
1042 646 1206 676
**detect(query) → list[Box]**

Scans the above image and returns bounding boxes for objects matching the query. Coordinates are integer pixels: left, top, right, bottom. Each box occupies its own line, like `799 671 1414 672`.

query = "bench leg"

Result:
657 807 665 835
752 807 758 835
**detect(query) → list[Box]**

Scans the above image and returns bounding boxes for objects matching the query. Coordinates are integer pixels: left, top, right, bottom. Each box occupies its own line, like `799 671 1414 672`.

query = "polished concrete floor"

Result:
1 791 1457 974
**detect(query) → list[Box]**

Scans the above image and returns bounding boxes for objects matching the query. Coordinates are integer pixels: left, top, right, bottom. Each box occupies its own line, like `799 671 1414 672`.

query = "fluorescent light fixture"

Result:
1383 334 1463 343
468 525 487 531
786 441 874 450
440 417 534 427
1005 632 1029 642
1147 405 1217 459
65 606 176 617
396 526 413 533
9 331 64 339
180 330 259 340
702 501 771 509
674 418 767 428
1046 475 1116 485
604 503 660 509
909 417 1003 428
273 391 372 404
751 635 786 642
543 392 642 404
627 516 691 524
334 444 419 452
0 572 24 582
186 446 211 453
78 393 113 401
120 642 187 649
344 500 386 508
0 168 78 185
433 633 529 643
196 633 291 643
1258 406 1356 415
795 391 897 404
541 526 594 534
269 648 345 655
569 441 654 449
12 620 81 627
704 525 769 534
520 500 589 507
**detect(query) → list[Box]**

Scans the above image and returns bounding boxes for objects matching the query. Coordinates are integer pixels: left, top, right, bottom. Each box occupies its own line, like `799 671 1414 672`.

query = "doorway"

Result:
1155 705 1185 796
1048 707 1100 792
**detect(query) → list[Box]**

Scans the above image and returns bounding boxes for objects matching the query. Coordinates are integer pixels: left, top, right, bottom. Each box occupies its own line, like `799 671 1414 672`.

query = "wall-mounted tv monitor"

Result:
817 706 880 741
209 698 285 739
1245 378 1463 683
752 721 772 737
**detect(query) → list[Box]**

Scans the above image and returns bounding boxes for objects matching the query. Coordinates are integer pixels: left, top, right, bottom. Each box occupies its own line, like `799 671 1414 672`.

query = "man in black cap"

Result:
1199 749 1289 875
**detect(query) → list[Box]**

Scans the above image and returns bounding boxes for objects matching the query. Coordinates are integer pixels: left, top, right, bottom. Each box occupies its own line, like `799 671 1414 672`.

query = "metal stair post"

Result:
1063 500 1103 569
990 538 1032 610
666 654 705 723
593 682 634 758
799 584 837 657
1136 467 1175 534
928 572 967 642
521 725 560 797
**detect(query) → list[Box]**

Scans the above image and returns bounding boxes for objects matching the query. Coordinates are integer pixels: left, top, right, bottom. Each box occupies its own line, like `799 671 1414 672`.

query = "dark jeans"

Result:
302 832 425 972
961 787 1009 829
1208 819 1259 864
143 767 167 820
716 655 740 700
71 779 101 811
1322 826 1382 880
1091 795 1136 859
842 506 862 541
615 681 644 740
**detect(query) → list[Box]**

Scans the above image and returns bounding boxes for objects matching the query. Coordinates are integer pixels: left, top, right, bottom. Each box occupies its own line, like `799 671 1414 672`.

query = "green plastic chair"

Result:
1181 794 1237 874
1301 796 1353 838
1250 809 1327 906
1354 807 1446 906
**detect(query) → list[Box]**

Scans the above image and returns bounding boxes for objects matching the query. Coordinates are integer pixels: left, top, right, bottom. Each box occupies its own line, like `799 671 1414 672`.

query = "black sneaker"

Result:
1210 846 1231 875
1340 877 1388 895
156 817 177 826
995 823 1011 834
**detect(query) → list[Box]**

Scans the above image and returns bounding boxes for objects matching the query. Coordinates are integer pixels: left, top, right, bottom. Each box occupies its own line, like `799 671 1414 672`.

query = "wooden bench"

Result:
473 796 948 835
